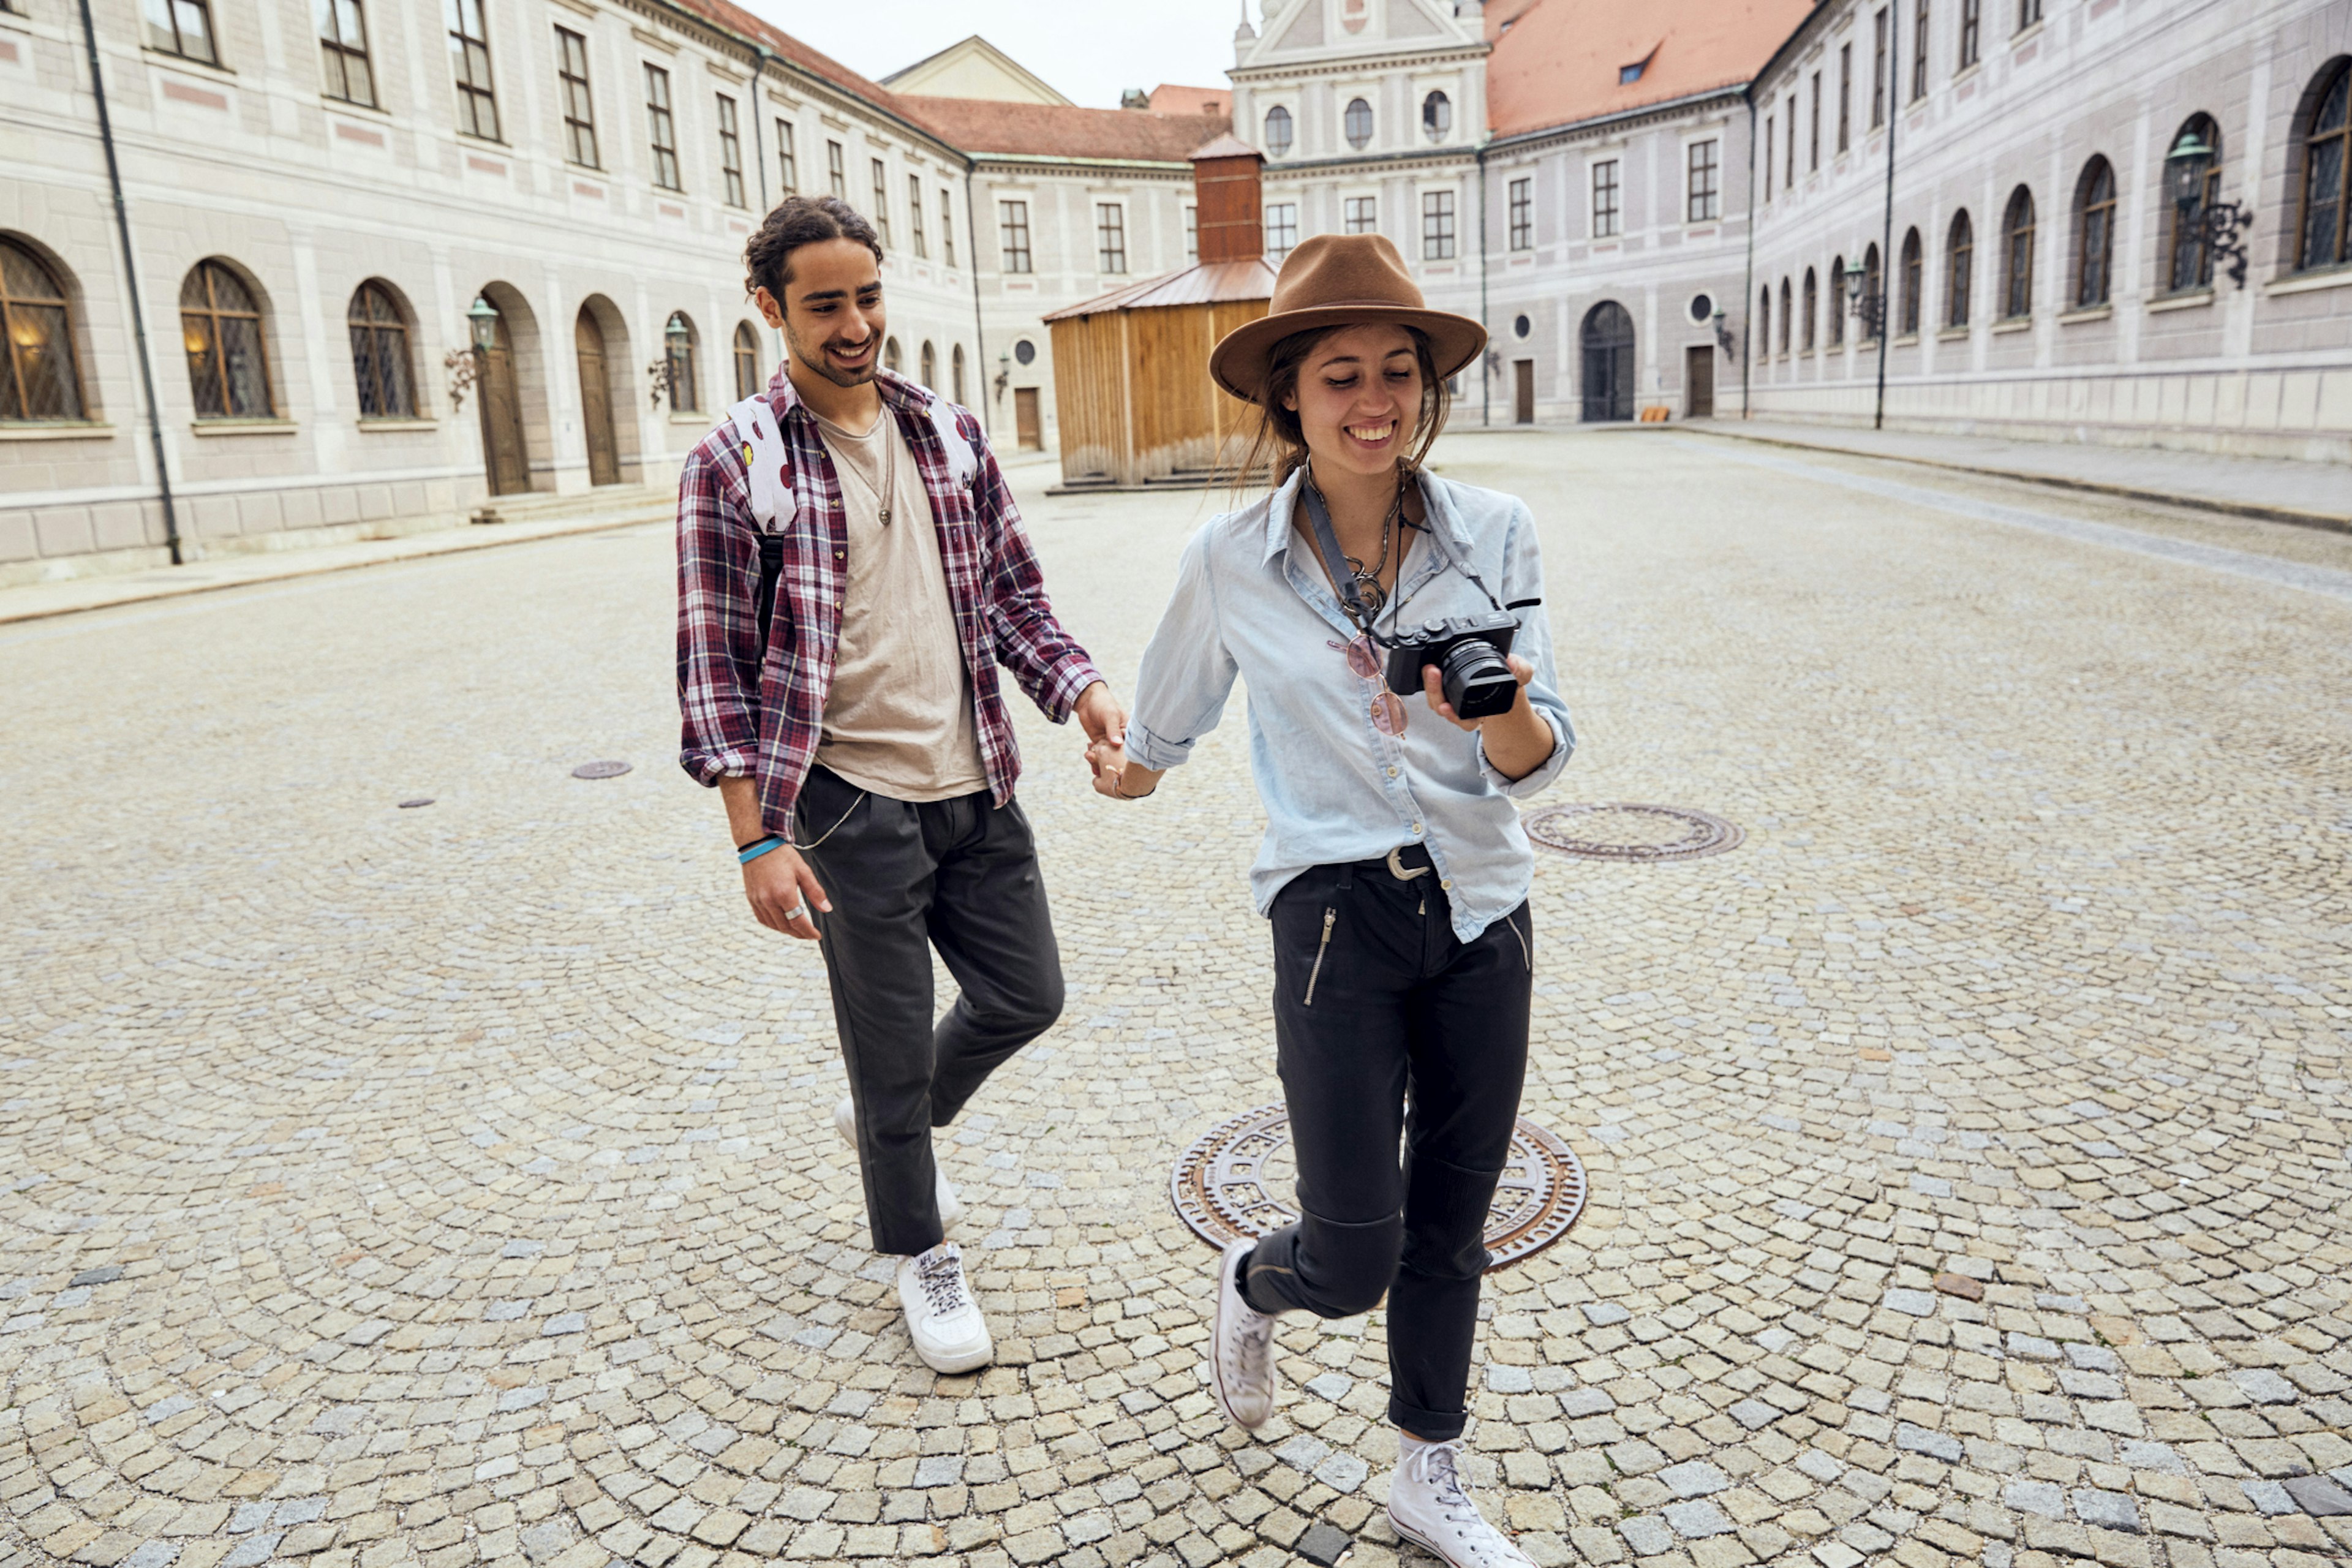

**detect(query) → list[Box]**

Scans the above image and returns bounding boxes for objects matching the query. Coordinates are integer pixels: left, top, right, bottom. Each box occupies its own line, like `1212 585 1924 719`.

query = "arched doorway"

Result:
575 306 620 486
473 294 529 494
1580 301 1634 423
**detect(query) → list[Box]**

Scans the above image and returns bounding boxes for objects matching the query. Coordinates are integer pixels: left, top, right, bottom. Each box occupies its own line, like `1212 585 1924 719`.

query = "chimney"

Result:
1188 134 1265 264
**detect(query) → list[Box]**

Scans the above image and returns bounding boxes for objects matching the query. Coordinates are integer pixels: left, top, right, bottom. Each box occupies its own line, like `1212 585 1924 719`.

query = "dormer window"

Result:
1620 61 1645 84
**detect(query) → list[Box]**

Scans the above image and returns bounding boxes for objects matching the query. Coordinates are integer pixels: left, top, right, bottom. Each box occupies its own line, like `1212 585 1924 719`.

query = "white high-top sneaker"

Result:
834 1096 965 1227
896 1242 993 1373
1208 1238 1276 1428
1386 1438 1537 1568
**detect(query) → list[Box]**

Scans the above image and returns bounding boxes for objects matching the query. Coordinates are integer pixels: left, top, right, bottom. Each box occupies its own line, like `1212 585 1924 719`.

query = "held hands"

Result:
742 842 831 941
1074 680 1159 801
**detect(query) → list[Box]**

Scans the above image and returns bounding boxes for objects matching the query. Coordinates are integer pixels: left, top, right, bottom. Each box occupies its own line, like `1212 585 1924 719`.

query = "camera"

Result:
1382 611 1522 719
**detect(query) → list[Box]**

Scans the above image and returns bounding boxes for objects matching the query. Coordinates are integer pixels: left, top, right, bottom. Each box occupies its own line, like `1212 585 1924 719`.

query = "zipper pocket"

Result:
1504 911 1531 972
1303 908 1336 1006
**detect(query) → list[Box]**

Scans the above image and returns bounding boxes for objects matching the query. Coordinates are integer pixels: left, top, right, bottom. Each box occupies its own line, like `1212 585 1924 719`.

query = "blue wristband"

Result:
737 836 788 865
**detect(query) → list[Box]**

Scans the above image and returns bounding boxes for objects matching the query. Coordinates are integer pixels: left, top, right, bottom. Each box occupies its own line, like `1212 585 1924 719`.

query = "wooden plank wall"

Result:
1049 314 1125 483
1053 298 1270 486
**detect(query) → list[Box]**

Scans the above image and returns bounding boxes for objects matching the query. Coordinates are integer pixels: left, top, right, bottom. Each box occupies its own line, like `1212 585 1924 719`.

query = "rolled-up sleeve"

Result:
1475 501 1574 799
1126 523 1240 771
675 444 761 784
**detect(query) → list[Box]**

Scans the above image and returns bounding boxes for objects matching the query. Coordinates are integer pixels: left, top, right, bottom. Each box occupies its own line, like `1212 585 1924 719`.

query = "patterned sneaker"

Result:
1208 1238 1276 1428
1387 1439 1537 1568
834 1095 964 1227
896 1243 992 1373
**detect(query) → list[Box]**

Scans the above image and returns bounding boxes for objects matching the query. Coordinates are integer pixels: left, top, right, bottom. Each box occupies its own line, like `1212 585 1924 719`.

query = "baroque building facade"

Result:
3 0 2346 578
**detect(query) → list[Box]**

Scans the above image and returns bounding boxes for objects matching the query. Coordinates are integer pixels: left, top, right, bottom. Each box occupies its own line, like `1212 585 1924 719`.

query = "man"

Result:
676 194 1123 1372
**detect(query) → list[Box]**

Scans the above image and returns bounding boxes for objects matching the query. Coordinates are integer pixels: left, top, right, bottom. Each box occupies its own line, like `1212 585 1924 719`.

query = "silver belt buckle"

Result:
1386 845 1430 881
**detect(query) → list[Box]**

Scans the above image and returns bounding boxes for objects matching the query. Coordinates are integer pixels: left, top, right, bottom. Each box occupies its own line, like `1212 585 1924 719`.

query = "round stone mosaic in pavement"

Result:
1522 804 1745 862
1169 1106 1590 1268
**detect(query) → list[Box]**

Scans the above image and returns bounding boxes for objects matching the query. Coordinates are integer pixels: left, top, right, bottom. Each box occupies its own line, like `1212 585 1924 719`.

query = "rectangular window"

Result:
1765 116 1775 201
775 120 797 192
1591 160 1619 238
1809 72 1821 171
1838 44 1851 153
146 0 217 64
909 174 928 258
1268 201 1301 260
1096 203 1127 273
555 28 596 167
319 0 374 106
2017 0 2040 32
870 160 891 246
826 140 845 199
1687 140 1719 222
1872 9 1888 127
999 200 1031 273
1912 0 1929 99
1507 177 1532 250
1786 94 1797 185
445 0 498 140
1959 0 1980 66
644 65 679 190
940 189 956 266
1343 195 1377 234
1184 203 1199 260
1418 191 1453 259
717 95 744 207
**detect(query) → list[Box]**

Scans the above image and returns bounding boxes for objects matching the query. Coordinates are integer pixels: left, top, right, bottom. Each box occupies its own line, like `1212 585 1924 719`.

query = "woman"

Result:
1088 234 1572 1568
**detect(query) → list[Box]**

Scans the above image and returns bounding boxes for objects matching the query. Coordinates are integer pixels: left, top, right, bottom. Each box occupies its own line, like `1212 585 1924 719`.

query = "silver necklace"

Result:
836 409 897 527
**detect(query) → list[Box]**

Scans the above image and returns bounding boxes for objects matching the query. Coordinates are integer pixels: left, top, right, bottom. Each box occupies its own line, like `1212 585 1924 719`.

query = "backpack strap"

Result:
728 395 793 650
924 392 982 492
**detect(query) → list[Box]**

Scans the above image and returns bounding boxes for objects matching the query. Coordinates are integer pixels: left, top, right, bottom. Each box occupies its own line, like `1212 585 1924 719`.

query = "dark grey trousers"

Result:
796 763 1064 1257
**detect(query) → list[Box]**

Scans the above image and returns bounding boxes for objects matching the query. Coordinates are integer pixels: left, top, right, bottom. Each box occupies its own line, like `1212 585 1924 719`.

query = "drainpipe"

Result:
748 48 769 211
75 0 183 564
1874 2 1898 430
1476 141 1490 427
1741 94 1757 420
964 166 989 435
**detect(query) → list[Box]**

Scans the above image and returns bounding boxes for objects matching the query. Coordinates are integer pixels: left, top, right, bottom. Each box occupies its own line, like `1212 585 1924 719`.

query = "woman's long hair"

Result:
1225 323 1453 497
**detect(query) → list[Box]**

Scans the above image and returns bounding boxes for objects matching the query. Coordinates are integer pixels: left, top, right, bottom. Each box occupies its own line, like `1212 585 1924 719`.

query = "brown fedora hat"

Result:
1210 233 1487 404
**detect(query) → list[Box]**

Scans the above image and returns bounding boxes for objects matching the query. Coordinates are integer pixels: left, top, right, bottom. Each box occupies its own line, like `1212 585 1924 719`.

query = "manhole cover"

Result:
1523 803 1743 862
1170 1104 1586 1270
397 798 435 809
571 760 632 780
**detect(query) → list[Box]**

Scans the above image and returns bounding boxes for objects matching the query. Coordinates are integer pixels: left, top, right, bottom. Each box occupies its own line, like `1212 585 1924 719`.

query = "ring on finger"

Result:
782 903 809 924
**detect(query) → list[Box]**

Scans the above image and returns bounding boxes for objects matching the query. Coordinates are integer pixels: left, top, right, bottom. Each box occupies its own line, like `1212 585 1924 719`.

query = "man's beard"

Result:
785 322 877 389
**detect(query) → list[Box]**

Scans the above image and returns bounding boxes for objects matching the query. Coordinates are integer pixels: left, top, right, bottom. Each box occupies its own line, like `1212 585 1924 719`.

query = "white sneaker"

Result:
1208 1238 1276 1429
897 1242 993 1373
1387 1439 1537 1568
834 1095 965 1227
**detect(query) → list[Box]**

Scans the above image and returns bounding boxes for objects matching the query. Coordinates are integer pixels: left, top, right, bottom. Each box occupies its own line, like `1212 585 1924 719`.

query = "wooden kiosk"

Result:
1045 135 1276 490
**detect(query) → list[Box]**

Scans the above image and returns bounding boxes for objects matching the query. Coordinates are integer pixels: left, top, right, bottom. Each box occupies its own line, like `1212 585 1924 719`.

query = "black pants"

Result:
797 764 1064 1257
1240 848 1532 1441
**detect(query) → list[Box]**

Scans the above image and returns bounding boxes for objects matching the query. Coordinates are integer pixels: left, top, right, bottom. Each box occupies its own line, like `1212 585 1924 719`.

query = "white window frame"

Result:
1590 157 1622 239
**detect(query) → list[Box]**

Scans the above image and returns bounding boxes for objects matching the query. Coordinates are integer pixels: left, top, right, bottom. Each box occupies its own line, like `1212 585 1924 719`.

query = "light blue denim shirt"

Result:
1126 466 1574 942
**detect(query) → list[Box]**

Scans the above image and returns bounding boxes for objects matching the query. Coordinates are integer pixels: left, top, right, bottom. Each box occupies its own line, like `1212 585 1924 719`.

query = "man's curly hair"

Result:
743 195 884 300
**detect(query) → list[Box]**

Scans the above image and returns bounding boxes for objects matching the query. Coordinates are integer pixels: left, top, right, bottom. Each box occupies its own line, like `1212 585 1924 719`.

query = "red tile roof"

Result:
894 96 1235 162
1147 83 1231 118
1485 0 1815 140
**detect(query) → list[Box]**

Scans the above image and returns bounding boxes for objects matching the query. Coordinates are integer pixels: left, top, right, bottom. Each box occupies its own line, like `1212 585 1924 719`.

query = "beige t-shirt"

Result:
811 407 988 803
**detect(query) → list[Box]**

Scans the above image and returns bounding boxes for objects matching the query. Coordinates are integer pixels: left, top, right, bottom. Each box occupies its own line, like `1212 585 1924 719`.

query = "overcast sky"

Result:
737 0 1252 109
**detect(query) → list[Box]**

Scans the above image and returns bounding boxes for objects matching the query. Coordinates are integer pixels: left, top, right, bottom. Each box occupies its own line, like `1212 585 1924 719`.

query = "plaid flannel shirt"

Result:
676 362 1102 835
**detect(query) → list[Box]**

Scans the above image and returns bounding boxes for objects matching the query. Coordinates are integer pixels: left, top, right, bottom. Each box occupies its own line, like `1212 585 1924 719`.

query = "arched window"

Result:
732 321 760 401
919 339 937 390
1802 266 1818 350
1757 285 1771 361
883 336 901 373
346 281 415 419
1779 277 1792 352
1947 209 1974 328
1422 91 1452 143
181 260 276 419
1861 243 1882 341
2000 186 2035 318
1344 97 1373 150
1900 227 1923 336
665 311 700 413
1264 105 1294 158
2296 60 2349 271
2165 114 2223 292
1827 257 1845 346
952 343 967 405
2073 157 2116 307
1 239 86 422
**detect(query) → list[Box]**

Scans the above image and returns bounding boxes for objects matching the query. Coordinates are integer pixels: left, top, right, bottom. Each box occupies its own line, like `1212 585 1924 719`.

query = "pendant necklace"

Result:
838 409 897 526
1333 472 1409 622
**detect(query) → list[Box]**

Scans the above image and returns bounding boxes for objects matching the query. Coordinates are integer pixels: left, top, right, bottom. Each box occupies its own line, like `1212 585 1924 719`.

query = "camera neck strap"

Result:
1297 471 1507 644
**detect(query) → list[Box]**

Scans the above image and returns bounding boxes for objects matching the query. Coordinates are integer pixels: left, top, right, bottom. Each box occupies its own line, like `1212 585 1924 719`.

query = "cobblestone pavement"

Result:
4 429 2350 1568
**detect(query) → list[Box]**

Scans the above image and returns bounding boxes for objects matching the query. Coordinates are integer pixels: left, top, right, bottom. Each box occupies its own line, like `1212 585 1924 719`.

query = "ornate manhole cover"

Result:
571 760 632 780
1523 802 1743 862
1170 1104 1587 1270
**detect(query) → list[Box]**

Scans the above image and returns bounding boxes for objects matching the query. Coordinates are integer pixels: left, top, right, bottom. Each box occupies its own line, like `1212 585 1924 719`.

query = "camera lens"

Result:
1440 638 1517 719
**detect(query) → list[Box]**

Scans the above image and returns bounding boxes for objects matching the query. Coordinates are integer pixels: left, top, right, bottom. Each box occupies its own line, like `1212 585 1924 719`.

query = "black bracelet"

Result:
736 833 783 855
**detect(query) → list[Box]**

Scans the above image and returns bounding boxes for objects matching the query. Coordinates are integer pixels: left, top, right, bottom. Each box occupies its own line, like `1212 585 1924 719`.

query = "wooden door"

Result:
1513 360 1534 424
1685 345 1715 418
477 308 529 496
575 309 620 487
1014 386 1042 450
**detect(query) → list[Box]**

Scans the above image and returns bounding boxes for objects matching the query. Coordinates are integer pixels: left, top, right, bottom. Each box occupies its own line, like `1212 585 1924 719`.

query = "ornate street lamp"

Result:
993 349 1011 402
1842 258 1883 339
1711 308 1737 357
649 314 693 409
2165 127 2252 288
444 295 500 411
